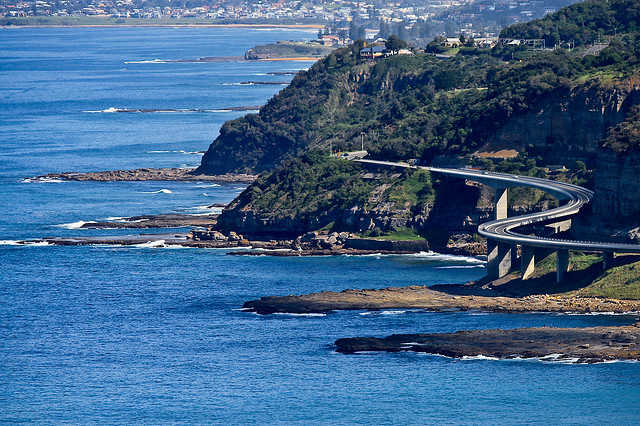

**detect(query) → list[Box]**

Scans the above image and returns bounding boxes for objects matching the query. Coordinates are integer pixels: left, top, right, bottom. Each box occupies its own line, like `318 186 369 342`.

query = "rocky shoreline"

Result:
243 285 640 315
334 324 640 363
28 167 257 183
78 213 219 229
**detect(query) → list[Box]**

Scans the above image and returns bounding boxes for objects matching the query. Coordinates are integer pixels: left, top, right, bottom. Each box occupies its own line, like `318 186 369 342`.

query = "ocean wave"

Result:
139 189 173 194
21 177 66 183
194 183 221 188
55 220 96 229
133 240 166 248
0 240 51 246
359 310 409 316
147 149 204 155
85 107 249 114
409 251 486 264
272 312 327 317
435 265 486 269
185 205 223 215
124 58 170 64
460 354 501 361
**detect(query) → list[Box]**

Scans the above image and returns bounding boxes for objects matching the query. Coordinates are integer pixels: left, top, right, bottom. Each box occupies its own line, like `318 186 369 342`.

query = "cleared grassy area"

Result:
363 227 426 242
532 251 601 278
574 70 623 86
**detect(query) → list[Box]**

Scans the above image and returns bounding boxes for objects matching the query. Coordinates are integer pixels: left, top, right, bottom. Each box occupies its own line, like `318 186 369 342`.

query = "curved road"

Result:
356 159 640 254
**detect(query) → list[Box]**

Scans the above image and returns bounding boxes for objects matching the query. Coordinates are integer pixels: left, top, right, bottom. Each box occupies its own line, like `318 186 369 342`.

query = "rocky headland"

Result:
334 324 640 363
30 167 257 183
79 213 219 229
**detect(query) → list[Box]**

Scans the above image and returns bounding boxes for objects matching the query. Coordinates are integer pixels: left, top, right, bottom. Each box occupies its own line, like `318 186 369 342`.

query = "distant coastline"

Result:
1 18 322 29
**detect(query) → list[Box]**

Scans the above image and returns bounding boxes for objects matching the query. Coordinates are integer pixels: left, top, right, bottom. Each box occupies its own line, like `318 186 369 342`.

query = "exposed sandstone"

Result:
242 285 640 315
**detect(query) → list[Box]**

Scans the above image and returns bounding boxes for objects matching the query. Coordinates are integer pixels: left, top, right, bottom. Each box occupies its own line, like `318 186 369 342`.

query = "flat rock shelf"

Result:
243 286 640 314
29 167 257 182
334 324 640 364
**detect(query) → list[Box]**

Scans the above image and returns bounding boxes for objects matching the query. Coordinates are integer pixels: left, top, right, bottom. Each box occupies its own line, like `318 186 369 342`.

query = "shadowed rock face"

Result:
594 149 640 219
334 324 640 364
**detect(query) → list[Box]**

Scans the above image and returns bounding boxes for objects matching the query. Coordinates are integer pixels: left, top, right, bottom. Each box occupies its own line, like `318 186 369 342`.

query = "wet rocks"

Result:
334 324 640 363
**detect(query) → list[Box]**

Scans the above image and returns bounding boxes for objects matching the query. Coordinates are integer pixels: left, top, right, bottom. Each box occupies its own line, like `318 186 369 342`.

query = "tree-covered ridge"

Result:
228 150 373 220
500 0 640 47
198 37 639 174
196 42 366 174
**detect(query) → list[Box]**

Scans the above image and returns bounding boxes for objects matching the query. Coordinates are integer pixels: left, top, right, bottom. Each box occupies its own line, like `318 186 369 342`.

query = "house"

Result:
359 45 387 59
443 37 462 48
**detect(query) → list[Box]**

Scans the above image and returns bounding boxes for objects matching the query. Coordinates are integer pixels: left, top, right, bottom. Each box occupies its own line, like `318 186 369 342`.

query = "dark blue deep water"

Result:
1 28 640 424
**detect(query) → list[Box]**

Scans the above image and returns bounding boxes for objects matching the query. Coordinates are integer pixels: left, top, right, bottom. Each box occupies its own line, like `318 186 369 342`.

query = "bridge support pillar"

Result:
556 249 569 283
521 246 536 280
494 187 508 220
487 240 513 280
602 252 614 271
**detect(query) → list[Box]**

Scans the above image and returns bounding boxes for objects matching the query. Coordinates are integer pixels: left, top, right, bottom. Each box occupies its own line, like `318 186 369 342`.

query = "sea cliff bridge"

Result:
356 159 640 283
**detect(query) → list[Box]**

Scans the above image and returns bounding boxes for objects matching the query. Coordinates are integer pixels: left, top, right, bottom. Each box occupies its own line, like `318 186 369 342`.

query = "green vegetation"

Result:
232 150 372 221
207 0 640 274
532 251 601 278
500 0 640 47
245 42 335 60
387 169 434 208
364 227 426 241
602 106 640 153
198 0 640 176
572 259 640 299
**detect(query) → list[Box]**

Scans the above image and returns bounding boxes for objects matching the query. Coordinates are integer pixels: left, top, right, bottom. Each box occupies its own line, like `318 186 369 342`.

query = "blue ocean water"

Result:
1 27 639 424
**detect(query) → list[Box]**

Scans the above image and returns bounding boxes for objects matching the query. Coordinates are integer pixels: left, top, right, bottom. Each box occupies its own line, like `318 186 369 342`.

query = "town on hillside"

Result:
2 0 577 44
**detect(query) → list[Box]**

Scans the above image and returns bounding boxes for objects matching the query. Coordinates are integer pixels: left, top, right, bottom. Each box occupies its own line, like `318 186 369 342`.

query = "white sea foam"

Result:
0 240 52 246
461 354 501 361
195 183 221 188
185 205 223 215
436 265 485 269
360 309 421 316
21 177 66 183
139 189 173 194
272 312 327 317
55 220 96 229
84 106 121 113
124 59 170 64
409 251 486 264
134 240 166 248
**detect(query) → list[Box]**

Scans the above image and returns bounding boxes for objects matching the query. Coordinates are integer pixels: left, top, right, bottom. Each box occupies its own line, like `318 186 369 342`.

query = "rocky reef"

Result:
31 167 257 183
242 285 640 315
334 324 640 363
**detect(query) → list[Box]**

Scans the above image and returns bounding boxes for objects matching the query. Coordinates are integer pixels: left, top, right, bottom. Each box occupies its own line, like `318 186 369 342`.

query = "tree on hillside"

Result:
385 34 408 53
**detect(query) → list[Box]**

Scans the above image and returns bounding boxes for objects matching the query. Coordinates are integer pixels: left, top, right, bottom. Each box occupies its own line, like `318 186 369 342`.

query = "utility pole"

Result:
360 132 365 151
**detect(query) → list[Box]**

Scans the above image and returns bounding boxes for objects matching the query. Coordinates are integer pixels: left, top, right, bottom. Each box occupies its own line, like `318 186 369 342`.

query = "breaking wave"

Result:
139 189 173 194
55 220 96 229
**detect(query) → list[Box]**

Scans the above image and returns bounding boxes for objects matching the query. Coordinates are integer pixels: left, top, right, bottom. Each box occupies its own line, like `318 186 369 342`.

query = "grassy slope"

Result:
571 259 640 299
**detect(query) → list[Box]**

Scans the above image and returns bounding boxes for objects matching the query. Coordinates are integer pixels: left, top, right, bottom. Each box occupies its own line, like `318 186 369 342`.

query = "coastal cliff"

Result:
196 0 640 247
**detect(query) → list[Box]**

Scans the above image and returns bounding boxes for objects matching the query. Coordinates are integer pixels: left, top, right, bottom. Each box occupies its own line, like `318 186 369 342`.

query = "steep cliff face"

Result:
487 84 640 166
594 150 640 219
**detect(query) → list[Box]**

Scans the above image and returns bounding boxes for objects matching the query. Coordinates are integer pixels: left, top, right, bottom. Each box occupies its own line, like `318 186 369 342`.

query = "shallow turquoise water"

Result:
1 27 639 424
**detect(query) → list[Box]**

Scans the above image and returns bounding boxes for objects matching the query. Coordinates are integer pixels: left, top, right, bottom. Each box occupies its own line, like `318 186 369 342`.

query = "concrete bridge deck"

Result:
356 159 640 282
